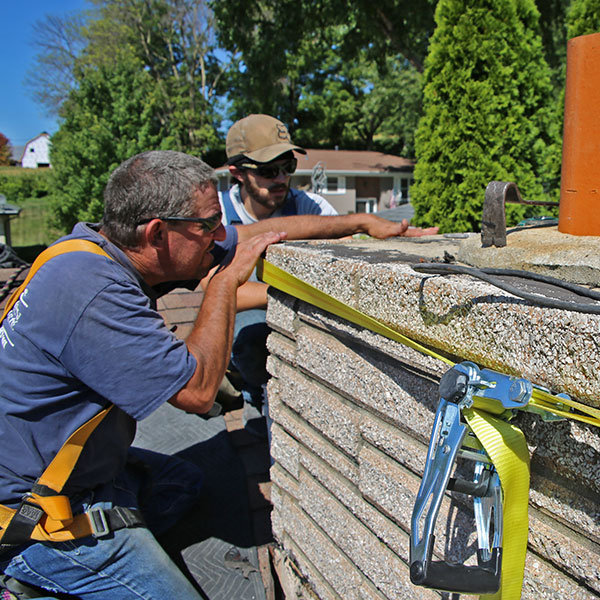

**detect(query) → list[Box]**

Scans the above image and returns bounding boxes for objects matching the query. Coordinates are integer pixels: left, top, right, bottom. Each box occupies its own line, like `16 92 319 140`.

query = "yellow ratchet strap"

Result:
1 240 115 544
463 409 530 600
257 257 600 600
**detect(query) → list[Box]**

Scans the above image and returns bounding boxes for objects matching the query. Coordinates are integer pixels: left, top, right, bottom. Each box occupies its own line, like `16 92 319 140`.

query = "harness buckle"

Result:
409 361 529 594
87 507 110 538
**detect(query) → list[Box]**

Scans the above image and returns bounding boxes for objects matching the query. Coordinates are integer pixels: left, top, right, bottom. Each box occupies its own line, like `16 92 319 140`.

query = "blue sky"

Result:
1 0 88 147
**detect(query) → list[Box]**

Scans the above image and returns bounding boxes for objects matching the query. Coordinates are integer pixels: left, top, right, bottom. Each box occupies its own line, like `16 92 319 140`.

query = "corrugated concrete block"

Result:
264 238 600 600
267 373 359 486
271 424 300 480
268 360 361 458
294 301 448 380
265 241 600 405
359 412 431 478
527 511 600 595
275 490 371 600
266 331 298 370
521 560 599 600
518 413 600 498
266 288 300 338
358 443 478 566
299 445 411 562
293 324 439 441
529 473 600 542
297 469 438 600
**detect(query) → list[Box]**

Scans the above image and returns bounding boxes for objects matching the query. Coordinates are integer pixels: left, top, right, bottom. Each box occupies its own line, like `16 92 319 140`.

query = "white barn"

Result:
20 133 51 168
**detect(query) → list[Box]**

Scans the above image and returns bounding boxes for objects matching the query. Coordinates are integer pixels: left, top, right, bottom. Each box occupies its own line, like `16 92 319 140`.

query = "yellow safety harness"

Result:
0 240 143 551
256 258 600 600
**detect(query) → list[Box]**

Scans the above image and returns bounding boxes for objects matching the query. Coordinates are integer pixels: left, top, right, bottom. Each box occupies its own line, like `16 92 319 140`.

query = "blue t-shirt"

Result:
0 222 238 506
219 186 338 226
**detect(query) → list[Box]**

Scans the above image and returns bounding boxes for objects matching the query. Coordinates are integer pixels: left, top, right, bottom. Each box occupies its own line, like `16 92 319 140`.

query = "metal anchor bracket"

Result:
409 361 531 595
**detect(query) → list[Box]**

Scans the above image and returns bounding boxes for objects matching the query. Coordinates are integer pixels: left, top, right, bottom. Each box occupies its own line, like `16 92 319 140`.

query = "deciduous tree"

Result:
212 0 434 153
0 134 12 166
24 11 91 116
49 57 166 232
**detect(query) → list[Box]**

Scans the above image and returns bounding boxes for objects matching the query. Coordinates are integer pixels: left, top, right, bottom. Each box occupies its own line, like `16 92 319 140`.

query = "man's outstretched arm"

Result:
235 213 438 242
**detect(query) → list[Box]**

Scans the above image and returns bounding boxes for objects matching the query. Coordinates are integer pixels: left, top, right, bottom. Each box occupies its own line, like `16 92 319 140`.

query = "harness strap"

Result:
2 240 114 322
0 240 140 548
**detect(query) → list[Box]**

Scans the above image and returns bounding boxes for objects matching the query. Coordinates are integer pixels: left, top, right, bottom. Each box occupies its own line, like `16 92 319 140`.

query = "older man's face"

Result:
165 183 226 281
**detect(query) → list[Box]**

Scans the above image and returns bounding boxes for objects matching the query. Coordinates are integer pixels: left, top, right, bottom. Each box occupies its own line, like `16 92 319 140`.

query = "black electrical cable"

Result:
410 263 600 314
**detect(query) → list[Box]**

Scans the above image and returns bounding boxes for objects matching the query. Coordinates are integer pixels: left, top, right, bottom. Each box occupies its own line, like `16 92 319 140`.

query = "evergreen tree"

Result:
410 0 562 233
566 0 600 39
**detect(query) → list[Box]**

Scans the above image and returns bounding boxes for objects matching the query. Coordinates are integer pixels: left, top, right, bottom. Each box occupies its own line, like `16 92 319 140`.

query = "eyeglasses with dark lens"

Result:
241 158 297 179
136 212 222 233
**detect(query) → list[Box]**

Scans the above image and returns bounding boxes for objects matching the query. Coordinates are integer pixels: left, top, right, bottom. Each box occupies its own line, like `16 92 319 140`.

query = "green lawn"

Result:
10 197 59 248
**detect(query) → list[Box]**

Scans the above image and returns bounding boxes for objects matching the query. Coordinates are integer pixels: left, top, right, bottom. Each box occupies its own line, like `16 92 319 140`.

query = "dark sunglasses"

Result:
136 212 222 233
241 158 297 179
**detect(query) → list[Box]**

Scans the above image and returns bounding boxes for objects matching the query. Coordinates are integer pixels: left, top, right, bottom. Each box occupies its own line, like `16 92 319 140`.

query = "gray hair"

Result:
101 150 218 247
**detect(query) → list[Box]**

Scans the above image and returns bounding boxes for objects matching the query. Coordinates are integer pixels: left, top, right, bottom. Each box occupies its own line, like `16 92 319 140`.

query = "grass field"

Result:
1 167 59 253
9 197 59 249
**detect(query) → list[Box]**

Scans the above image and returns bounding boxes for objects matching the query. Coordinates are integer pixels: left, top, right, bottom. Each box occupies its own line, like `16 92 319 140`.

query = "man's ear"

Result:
229 165 245 184
143 219 167 249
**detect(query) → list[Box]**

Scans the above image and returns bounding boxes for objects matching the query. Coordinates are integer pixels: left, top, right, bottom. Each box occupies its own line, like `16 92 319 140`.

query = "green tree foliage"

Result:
27 0 225 159
0 134 12 166
536 0 571 92
0 170 51 205
42 0 227 232
293 50 422 156
212 0 434 154
410 0 562 233
85 0 225 156
566 0 600 38
49 57 166 232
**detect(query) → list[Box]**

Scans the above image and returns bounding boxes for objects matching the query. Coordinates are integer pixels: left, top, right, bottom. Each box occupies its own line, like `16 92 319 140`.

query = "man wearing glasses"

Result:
0 148 435 598
219 114 437 436
0 150 291 599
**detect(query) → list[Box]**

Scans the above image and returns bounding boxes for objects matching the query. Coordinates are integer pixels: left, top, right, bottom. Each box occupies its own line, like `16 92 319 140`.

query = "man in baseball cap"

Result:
219 115 339 436
216 114 437 439
223 114 332 223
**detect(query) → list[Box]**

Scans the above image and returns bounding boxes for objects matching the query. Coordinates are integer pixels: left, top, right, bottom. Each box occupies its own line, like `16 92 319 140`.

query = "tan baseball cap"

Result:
226 114 306 163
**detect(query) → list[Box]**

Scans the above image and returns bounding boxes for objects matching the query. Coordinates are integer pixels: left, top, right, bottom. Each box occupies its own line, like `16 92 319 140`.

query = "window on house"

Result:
324 175 345 194
356 198 376 213
393 176 414 204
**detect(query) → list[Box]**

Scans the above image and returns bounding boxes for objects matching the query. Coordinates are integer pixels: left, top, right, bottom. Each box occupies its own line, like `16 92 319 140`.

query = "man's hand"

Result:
362 215 439 239
215 231 286 287
402 224 440 237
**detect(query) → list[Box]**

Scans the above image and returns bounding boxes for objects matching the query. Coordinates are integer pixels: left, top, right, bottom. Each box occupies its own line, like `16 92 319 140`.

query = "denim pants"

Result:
0 448 205 599
231 309 270 409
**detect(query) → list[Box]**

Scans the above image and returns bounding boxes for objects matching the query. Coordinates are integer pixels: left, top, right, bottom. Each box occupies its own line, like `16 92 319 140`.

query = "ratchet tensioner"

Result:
409 361 533 595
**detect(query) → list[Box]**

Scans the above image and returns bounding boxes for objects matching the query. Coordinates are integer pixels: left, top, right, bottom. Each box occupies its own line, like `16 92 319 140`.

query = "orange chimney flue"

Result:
559 32 600 236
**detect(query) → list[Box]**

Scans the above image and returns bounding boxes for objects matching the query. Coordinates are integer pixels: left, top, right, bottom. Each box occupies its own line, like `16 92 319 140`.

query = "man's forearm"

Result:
237 281 269 312
169 270 238 413
236 213 406 241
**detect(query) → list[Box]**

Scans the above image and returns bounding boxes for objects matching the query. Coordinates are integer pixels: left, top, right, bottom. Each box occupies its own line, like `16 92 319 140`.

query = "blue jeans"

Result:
231 309 270 409
1 448 205 599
